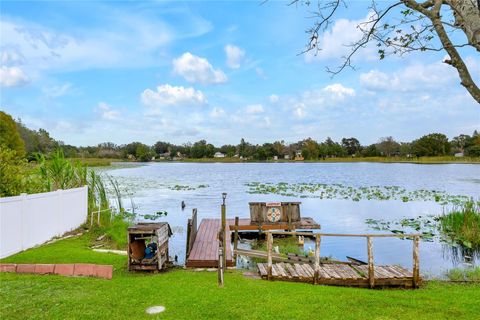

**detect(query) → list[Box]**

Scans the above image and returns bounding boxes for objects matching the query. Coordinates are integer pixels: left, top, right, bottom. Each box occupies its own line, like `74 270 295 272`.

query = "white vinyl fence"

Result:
0 186 88 258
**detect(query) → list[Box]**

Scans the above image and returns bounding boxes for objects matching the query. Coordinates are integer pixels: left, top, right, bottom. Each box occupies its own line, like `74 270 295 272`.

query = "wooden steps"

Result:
257 262 417 288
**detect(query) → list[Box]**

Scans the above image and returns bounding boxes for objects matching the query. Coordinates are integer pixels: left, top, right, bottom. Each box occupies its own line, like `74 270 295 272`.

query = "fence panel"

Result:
0 186 88 258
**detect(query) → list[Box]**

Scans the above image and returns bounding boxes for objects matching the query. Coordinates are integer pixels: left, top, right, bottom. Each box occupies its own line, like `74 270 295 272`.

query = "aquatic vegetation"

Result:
245 181 471 205
365 200 480 255
438 201 480 249
143 211 168 220
445 267 480 282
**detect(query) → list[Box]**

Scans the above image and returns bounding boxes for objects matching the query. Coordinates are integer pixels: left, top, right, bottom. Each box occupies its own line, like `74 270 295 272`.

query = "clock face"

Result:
266 207 281 223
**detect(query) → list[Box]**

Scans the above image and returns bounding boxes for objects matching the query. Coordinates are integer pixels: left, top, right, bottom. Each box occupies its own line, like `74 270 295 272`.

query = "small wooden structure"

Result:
247 230 421 289
248 202 319 230
127 222 172 271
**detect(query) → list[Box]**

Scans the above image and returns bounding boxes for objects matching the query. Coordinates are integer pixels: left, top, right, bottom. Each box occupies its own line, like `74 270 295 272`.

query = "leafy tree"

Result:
135 144 153 161
341 137 362 155
451 134 471 153
377 136 400 157
301 138 320 160
293 0 480 103
411 133 451 156
153 141 171 155
219 144 236 157
0 111 25 157
362 144 381 157
0 146 26 196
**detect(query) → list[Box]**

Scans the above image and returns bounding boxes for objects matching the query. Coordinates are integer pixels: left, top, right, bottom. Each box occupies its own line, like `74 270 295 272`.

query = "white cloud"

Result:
256 67 266 79
225 44 245 69
0 7 212 79
305 12 377 63
141 84 206 110
1 47 25 66
173 52 227 85
0 66 29 87
293 103 306 119
42 83 72 98
245 104 264 114
210 107 225 118
269 94 279 103
323 83 356 100
97 102 119 120
360 60 460 92
359 70 390 91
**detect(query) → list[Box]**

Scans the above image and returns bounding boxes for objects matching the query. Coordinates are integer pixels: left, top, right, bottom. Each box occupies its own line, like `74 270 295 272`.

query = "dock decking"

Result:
186 219 234 268
257 262 416 288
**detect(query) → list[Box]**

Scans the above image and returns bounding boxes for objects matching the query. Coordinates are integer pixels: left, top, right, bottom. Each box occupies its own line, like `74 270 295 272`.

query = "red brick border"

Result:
0 263 113 280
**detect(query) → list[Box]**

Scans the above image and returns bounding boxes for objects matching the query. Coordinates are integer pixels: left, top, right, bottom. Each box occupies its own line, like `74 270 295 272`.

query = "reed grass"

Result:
439 200 480 249
36 150 132 247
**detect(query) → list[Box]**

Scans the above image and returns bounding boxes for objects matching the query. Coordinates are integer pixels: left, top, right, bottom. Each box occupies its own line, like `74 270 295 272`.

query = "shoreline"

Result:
84 156 480 166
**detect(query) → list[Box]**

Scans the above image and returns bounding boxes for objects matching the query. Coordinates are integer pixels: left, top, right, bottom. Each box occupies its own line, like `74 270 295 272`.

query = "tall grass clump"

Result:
439 200 480 249
37 149 132 248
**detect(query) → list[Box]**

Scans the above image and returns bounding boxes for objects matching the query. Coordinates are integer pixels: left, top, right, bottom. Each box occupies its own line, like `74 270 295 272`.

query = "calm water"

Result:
104 162 480 277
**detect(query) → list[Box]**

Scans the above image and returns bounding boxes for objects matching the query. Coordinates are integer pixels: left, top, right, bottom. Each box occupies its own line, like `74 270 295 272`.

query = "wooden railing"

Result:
185 208 198 259
260 231 421 288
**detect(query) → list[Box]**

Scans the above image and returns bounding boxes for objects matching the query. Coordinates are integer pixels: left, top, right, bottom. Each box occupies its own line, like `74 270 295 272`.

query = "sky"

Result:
0 0 479 147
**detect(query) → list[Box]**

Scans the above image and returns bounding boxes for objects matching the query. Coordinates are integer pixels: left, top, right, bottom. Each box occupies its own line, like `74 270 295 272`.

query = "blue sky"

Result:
1 0 478 147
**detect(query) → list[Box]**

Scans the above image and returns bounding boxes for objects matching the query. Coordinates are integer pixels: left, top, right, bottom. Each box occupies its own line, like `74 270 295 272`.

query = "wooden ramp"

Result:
257 262 416 288
186 219 234 268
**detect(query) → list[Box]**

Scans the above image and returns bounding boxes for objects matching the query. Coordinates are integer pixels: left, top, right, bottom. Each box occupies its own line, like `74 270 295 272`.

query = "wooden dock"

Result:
186 218 234 268
185 210 320 268
249 230 421 289
257 262 416 288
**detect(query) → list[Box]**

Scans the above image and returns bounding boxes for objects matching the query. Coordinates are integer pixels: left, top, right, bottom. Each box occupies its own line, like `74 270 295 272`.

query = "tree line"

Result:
1 111 479 162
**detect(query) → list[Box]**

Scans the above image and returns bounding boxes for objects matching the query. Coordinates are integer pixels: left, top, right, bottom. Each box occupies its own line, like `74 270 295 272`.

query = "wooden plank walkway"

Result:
186 219 234 268
257 262 416 288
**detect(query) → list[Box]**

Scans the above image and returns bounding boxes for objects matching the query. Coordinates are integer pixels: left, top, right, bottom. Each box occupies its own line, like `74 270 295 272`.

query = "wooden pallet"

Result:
257 262 416 288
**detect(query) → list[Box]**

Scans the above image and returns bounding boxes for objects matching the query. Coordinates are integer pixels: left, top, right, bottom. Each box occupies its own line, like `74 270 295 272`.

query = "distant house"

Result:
294 151 304 161
159 152 171 159
284 155 290 160
454 152 464 157
214 152 226 158
273 155 278 161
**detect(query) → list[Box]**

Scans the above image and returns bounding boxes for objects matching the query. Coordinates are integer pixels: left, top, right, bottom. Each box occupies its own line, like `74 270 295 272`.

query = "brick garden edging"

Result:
0 263 113 279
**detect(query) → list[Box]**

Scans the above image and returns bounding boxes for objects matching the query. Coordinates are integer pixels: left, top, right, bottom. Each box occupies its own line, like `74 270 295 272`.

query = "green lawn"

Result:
1 235 479 320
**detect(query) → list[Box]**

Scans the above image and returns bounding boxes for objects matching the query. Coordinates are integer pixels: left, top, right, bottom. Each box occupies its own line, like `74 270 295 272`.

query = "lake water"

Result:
103 162 480 277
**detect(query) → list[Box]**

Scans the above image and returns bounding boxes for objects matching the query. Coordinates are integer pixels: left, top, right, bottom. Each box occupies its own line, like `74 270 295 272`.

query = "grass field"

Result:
1 235 479 319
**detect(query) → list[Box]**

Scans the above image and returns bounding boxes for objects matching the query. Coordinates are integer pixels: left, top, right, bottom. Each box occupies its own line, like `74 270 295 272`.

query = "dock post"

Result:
221 193 227 271
314 234 321 284
218 246 224 287
367 236 375 288
233 217 239 265
267 232 273 280
413 235 420 288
